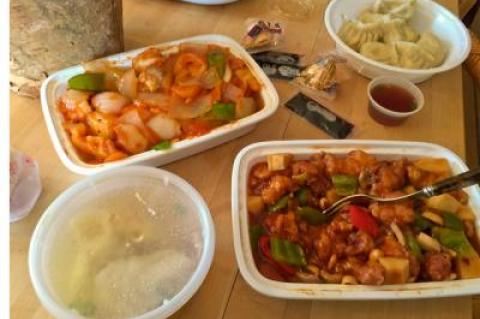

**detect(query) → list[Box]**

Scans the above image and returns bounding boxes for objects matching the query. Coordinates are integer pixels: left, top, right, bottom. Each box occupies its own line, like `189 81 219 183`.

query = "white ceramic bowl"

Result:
41 34 279 175
29 166 215 318
232 140 480 299
324 0 471 83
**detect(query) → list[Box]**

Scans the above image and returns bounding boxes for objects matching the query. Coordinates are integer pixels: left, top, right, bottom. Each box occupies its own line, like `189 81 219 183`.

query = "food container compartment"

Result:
231 140 480 299
29 166 215 318
324 0 471 83
41 34 279 175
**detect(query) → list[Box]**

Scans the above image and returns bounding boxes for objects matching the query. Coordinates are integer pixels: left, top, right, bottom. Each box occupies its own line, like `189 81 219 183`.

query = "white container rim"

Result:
29 166 215 319
232 140 480 300
324 0 471 75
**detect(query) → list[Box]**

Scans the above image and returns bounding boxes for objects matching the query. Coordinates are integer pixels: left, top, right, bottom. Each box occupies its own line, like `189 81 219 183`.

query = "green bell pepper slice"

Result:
249 224 264 251
68 73 105 91
297 206 329 225
295 187 311 206
432 227 476 257
413 215 433 231
268 195 289 213
211 102 235 120
207 52 226 77
405 231 422 260
152 140 172 150
270 237 307 267
331 174 358 196
442 212 463 231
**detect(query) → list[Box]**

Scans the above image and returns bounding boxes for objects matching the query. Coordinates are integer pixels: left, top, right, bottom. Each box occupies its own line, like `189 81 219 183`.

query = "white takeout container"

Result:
29 166 215 318
41 34 279 175
324 0 471 83
232 140 480 299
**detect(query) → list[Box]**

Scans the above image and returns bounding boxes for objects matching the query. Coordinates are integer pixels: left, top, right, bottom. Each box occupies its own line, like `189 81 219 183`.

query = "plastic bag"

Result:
10 149 42 222
291 54 347 100
242 18 285 52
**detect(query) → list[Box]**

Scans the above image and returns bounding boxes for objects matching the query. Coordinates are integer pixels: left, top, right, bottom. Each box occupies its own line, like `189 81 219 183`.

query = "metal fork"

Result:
321 167 480 217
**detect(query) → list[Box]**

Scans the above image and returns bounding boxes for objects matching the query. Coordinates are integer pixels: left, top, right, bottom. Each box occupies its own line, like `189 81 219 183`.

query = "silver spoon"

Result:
321 167 480 217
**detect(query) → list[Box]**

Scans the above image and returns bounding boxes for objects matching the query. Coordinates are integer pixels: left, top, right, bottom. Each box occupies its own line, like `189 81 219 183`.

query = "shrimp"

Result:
114 123 148 154
174 52 207 80
66 123 121 160
146 114 181 140
60 89 92 121
138 66 163 93
132 47 165 73
92 92 130 114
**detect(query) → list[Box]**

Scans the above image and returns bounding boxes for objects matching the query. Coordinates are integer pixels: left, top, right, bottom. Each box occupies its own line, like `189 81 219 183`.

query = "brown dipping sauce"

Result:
371 84 417 113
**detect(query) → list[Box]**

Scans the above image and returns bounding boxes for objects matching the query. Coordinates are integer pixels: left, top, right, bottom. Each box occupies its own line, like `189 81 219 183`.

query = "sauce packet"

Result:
251 51 301 66
285 92 353 139
10 149 42 222
256 62 303 80
242 18 285 52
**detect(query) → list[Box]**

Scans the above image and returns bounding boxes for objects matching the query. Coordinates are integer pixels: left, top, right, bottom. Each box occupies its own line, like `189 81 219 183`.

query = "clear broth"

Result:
48 186 203 319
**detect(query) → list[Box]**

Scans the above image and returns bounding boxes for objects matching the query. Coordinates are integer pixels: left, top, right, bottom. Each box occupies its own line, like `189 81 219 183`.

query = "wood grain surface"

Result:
10 0 472 318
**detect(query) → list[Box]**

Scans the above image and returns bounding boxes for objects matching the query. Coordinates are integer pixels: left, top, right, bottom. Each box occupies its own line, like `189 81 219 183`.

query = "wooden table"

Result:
10 0 472 318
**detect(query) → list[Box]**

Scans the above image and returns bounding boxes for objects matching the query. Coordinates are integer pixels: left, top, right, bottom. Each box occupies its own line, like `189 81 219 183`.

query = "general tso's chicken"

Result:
423 252 452 281
261 175 292 205
263 211 299 242
353 262 385 285
380 235 408 258
345 231 374 256
370 193 415 226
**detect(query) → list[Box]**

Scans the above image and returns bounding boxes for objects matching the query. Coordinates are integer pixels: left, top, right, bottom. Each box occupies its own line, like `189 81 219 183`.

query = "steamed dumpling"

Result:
358 10 392 24
416 32 446 67
338 19 383 52
382 19 419 44
372 0 416 20
360 42 399 66
395 41 435 69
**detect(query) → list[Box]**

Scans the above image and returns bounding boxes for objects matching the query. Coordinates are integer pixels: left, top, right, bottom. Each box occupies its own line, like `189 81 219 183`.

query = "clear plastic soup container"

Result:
367 76 424 126
40 34 279 175
29 166 215 319
231 140 480 300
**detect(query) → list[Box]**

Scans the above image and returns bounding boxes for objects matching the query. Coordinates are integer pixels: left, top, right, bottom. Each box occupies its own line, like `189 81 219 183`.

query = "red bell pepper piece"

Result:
349 205 380 237
258 235 296 276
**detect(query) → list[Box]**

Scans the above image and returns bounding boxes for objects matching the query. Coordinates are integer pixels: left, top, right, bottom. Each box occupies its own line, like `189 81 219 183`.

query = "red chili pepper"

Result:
258 235 273 259
258 235 296 276
349 205 380 237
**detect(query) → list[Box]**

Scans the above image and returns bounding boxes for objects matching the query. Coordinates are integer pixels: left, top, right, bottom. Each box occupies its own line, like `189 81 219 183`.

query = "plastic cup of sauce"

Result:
367 76 424 126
